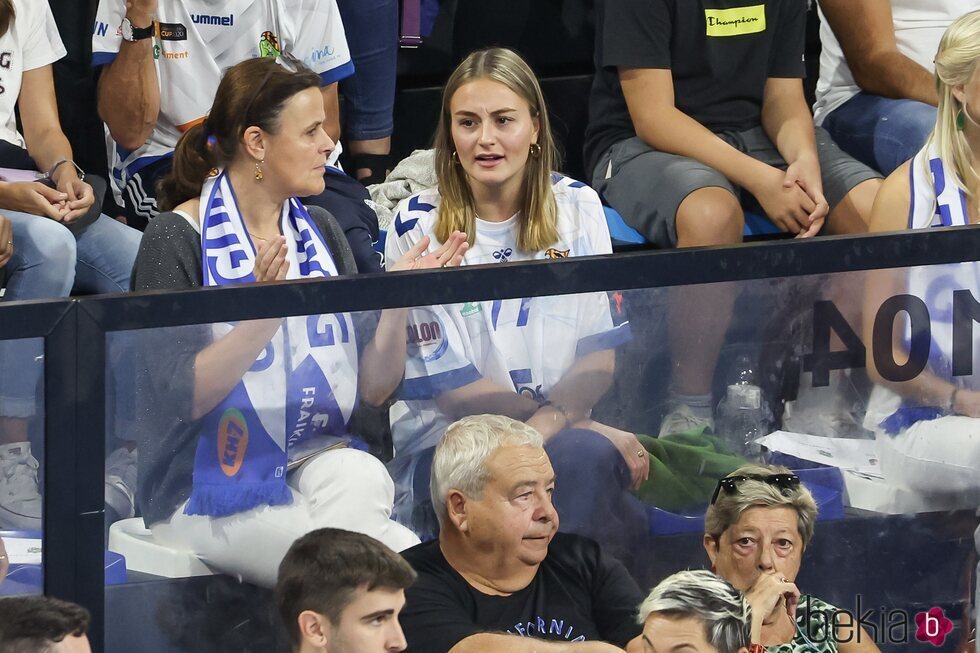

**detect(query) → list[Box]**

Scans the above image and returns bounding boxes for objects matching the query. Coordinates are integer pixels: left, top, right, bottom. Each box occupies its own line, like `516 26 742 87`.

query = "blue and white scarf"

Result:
185 171 359 517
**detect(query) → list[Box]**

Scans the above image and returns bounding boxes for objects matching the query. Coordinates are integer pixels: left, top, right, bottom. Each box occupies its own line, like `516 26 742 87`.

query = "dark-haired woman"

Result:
131 56 466 586
0 0 140 529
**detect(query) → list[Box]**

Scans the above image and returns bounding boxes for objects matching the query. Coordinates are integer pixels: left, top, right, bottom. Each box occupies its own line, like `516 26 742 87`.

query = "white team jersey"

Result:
383 174 630 465
865 145 978 429
0 0 66 148
908 143 971 230
813 0 972 125
92 0 352 188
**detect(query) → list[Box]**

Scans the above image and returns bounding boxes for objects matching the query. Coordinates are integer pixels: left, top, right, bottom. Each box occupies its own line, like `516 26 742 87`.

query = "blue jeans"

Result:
545 429 649 573
822 92 936 176
337 0 398 140
0 212 141 418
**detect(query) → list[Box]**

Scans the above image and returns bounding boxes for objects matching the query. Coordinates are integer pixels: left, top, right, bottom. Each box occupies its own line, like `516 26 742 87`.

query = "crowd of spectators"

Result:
0 0 979 651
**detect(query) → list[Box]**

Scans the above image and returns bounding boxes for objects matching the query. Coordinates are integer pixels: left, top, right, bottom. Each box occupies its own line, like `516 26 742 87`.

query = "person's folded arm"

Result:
861 163 976 412
528 349 615 439
19 65 96 222
761 77 818 168
760 77 828 234
449 633 625 653
18 65 73 176
435 378 540 423
819 0 938 106
434 348 615 441
97 3 160 150
618 67 775 196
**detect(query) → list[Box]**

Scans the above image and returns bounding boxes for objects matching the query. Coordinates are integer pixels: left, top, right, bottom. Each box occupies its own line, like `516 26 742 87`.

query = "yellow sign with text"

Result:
704 5 766 37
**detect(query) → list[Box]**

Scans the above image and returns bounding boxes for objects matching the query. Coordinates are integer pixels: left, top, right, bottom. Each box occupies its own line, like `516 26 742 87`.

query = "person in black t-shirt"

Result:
584 0 883 437
399 415 643 653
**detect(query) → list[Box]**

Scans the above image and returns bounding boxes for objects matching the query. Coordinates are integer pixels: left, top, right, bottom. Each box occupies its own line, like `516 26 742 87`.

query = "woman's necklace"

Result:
248 231 269 242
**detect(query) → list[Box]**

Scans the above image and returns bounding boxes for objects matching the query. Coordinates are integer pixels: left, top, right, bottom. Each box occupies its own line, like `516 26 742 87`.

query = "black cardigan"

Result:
129 209 367 525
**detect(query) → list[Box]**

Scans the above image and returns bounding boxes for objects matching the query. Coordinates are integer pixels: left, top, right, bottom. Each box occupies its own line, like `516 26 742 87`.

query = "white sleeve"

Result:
384 192 444 269
290 0 354 85
384 198 418 271
22 1 67 71
91 1 125 66
399 305 481 401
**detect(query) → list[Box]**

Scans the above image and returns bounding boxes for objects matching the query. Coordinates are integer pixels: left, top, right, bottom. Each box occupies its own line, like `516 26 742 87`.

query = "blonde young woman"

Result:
384 48 647 564
863 10 980 505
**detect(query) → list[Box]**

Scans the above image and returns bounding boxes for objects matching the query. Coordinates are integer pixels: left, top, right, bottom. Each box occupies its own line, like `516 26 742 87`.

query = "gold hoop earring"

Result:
529 143 541 159
451 151 460 164
254 160 264 181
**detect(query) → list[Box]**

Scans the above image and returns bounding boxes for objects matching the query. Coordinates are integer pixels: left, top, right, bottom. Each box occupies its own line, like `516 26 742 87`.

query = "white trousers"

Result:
151 448 420 587
876 415 980 502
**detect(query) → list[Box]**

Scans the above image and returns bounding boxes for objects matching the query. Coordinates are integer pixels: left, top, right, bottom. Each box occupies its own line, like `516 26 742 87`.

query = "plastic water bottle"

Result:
716 355 771 460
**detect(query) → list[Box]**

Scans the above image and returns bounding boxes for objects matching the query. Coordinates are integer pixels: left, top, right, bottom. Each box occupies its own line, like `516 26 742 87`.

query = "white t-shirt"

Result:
813 0 973 125
383 174 630 472
0 0 66 148
92 0 352 187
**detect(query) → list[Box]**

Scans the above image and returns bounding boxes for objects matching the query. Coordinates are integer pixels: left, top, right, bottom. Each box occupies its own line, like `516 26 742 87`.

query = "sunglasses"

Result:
242 52 303 123
710 473 801 505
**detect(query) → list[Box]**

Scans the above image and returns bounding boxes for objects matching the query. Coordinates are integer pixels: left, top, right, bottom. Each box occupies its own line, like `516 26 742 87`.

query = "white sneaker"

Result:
658 403 714 437
0 441 42 529
105 446 137 520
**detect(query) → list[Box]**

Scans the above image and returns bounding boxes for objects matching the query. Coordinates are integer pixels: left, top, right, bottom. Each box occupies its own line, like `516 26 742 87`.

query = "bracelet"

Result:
947 386 959 413
538 399 570 427
41 158 85 183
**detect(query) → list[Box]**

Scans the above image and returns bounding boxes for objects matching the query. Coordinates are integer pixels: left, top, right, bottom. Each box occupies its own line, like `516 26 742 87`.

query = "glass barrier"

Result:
101 261 979 652
0 336 44 597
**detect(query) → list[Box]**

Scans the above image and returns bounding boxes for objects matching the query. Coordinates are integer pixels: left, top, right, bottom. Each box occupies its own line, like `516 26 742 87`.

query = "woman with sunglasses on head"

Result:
129 57 467 587
384 48 646 566
704 464 880 652
862 10 980 507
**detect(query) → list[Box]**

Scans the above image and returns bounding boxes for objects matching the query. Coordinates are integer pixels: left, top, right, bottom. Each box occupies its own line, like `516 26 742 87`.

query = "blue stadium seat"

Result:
603 205 782 247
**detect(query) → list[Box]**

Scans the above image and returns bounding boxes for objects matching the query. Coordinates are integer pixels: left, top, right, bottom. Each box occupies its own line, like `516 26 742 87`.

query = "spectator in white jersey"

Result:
385 48 647 567
91 0 386 274
0 0 140 529
815 0 974 176
863 10 980 506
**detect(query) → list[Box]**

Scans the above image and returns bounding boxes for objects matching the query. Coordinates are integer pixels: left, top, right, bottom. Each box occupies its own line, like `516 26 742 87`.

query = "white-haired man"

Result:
399 414 644 653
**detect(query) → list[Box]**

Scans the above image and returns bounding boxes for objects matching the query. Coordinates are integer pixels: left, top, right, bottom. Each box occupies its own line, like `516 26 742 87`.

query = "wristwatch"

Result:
121 16 155 42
